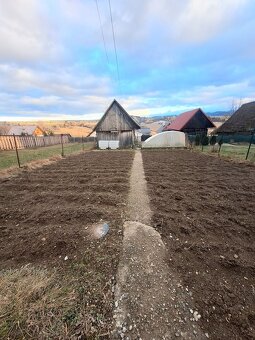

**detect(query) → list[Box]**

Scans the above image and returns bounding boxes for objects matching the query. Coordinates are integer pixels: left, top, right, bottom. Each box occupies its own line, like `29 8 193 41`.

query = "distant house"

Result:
0 125 10 135
7 125 45 136
163 108 215 135
216 102 255 134
136 127 151 142
157 122 168 133
89 99 140 149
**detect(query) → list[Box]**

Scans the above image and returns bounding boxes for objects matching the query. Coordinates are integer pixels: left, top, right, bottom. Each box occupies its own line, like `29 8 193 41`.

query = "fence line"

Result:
0 135 69 151
186 132 255 162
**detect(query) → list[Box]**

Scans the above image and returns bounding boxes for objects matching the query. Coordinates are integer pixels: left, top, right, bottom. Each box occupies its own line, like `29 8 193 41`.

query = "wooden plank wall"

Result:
97 105 132 131
0 135 69 151
97 130 134 148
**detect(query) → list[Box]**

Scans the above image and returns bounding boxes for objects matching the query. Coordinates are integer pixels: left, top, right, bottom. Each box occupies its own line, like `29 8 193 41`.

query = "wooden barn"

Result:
216 101 255 134
163 108 215 135
89 99 140 149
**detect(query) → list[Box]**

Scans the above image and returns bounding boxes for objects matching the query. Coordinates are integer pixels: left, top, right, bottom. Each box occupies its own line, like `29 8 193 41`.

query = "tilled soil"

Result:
0 150 134 338
142 149 255 340
0 151 133 268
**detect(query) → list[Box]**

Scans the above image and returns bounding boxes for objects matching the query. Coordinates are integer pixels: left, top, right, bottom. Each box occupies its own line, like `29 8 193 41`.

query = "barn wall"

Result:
97 103 133 131
184 111 214 131
119 131 134 147
97 131 119 141
182 128 208 135
96 130 134 148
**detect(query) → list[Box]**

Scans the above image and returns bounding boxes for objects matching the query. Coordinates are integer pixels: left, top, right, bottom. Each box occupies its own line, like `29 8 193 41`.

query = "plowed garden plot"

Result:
142 149 255 340
0 150 134 339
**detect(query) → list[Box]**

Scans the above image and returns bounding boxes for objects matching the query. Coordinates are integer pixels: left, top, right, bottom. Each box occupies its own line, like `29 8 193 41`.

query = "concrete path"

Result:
125 150 152 224
113 150 206 339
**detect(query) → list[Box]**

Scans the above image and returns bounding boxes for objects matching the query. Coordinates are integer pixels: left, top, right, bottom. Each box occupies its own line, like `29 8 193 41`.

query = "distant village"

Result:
1 100 254 147
0 106 227 141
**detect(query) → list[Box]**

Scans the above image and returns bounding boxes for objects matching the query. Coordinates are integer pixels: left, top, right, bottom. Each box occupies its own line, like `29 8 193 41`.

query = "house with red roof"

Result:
163 108 215 135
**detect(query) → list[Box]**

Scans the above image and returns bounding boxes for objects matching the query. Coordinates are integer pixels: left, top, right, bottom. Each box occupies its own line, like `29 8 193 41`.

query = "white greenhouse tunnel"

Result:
142 131 187 148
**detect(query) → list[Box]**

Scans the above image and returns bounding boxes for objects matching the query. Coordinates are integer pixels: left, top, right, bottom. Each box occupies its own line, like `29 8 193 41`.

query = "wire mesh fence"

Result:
0 138 96 171
188 133 255 162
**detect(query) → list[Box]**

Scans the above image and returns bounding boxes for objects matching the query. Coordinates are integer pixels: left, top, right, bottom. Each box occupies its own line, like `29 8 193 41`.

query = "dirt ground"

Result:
142 149 255 340
0 150 134 338
114 151 207 339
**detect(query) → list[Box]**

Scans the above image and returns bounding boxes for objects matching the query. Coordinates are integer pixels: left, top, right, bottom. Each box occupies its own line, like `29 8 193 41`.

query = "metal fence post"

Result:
13 134 21 168
246 131 254 160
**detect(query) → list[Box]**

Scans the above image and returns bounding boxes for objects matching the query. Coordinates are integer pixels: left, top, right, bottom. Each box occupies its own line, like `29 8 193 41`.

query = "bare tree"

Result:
230 97 243 115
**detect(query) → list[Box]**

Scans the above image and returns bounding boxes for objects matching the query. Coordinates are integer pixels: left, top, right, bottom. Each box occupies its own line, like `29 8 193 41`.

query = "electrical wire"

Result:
95 0 109 65
108 0 121 88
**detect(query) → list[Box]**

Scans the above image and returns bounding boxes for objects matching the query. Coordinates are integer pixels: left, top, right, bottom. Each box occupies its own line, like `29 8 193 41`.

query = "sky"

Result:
0 0 255 121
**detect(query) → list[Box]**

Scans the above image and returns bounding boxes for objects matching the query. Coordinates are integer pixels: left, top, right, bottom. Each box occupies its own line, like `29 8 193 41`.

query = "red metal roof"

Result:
163 108 214 131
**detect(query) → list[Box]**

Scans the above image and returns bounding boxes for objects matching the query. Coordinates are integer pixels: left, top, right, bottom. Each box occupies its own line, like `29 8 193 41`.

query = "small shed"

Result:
142 131 187 148
215 101 255 134
163 108 215 135
89 99 140 149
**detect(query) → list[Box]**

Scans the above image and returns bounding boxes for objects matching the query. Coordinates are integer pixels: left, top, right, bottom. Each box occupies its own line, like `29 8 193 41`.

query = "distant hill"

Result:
149 114 175 120
148 111 231 119
207 111 231 117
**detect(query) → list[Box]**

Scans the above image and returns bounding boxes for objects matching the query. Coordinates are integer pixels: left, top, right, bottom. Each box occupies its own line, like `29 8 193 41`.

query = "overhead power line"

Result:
108 0 121 88
95 0 109 65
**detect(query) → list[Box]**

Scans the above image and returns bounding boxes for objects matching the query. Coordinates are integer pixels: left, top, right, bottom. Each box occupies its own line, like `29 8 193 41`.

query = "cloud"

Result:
0 0 63 63
0 64 112 96
0 0 255 121
173 0 248 43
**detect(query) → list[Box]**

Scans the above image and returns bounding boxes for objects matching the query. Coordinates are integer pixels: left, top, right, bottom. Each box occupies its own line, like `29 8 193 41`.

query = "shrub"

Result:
218 137 223 146
195 134 200 146
210 135 217 145
201 135 209 146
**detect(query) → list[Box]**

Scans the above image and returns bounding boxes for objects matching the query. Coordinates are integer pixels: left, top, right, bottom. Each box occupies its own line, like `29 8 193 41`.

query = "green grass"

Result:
0 142 94 170
197 143 255 162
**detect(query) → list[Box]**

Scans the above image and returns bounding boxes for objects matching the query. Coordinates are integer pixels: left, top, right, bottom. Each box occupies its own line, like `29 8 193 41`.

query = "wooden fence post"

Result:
13 134 21 168
201 135 204 152
61 134 64 157
218 135 223 157
82 136 85 151
246 131 254 160
33 136 37 148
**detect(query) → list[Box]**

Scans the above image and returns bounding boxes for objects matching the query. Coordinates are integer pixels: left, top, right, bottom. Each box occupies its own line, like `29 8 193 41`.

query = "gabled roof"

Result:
216 101 255 134
0 125 11 135
163 108 215 131
139 127 151 135
88 99 140 135
7 125 40 135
